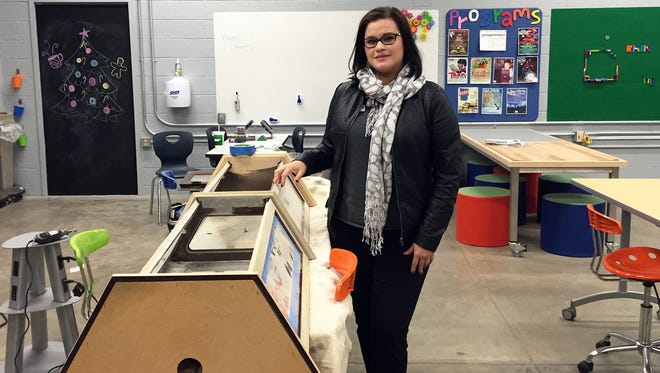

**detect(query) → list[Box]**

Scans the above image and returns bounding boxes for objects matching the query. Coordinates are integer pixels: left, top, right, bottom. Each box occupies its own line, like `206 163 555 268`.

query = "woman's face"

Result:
364 18 404 85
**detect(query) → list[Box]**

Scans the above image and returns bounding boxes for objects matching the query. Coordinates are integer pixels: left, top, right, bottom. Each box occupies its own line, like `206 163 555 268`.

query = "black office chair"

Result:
205 126 226 168
149 131 198 225
292 126 306 154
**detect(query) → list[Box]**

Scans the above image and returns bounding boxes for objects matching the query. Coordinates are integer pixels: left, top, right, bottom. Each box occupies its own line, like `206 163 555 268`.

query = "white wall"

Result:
1 0 659 196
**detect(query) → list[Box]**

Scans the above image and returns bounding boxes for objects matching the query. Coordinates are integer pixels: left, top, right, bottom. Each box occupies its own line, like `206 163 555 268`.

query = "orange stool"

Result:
492 168 540 213
329 248 357 302
456 186 509 247
577 205 660 373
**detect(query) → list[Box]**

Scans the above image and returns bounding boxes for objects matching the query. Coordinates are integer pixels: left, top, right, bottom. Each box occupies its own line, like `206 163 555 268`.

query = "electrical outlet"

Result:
217 112 226 124
141 137 152 148
575 130 585 143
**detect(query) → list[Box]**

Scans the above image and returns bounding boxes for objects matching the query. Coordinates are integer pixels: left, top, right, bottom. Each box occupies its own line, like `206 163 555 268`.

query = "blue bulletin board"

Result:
444 8 542 122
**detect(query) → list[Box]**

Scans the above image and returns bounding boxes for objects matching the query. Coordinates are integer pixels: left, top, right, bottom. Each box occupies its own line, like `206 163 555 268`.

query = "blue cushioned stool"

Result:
466 158 496 186
540 193 606 257
474 173 527 225
537 174 587 222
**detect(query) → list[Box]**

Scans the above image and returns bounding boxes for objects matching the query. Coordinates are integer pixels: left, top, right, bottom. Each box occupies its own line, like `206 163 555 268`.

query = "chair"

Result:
205 126 226 168
292 126 306 154
149 131 198 225
69 229 109 319
330 248 357 302
562 204 658 320
577 206 660 372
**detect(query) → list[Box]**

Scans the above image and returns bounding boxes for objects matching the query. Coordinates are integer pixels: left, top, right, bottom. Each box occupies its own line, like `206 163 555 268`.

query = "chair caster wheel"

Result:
562 307 576 321
595 339 611 349
577 360 593 373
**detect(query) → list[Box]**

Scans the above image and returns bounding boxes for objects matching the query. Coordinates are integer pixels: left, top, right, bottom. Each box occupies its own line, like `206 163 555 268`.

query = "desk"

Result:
205 134 289 156
570 178 660 251
563 178 660 320
461 128 627 256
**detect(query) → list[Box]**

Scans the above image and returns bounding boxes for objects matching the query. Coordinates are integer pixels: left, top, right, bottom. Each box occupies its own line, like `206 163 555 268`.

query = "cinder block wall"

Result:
1 0 658 196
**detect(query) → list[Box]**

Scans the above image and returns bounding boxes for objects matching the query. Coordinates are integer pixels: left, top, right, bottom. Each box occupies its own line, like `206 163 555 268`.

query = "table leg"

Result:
620 210 632 249
4 313 25 373
44 243 79 355
27 248 49 352
508 168 523 257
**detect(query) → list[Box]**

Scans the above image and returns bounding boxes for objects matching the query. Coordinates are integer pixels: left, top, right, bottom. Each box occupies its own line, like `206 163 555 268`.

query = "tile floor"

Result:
0 194 659 373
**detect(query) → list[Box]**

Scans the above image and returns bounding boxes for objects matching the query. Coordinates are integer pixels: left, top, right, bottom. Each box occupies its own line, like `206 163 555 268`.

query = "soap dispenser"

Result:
164 58 191 108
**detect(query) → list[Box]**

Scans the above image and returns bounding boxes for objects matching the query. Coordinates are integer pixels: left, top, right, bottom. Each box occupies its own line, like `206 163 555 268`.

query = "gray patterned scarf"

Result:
357 65 426 255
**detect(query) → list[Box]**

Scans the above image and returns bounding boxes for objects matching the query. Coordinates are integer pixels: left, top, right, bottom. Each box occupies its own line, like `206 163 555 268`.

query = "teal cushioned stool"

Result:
474 173 527 225
537 174 587 222
466 158 496 186
540 193 606 257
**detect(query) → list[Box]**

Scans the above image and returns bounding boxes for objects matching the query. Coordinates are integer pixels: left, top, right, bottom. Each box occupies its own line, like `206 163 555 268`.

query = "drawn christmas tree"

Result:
51 28 126 123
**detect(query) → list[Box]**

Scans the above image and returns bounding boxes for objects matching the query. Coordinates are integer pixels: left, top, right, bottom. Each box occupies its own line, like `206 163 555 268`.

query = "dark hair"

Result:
349 7 423 79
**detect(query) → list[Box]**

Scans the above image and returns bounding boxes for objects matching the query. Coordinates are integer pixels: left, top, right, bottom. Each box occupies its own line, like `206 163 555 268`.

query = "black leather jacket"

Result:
299 79 461 251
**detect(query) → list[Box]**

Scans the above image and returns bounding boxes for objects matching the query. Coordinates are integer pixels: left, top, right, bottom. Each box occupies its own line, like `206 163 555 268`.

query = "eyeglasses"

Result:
364 33 401 48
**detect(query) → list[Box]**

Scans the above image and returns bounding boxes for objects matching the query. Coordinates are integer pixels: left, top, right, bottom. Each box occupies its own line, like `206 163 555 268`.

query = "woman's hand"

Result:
403 242 434 275
272 160 307 186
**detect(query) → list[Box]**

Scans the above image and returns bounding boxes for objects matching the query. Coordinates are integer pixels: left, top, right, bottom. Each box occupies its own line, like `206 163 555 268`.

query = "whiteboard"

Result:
214 10 439 125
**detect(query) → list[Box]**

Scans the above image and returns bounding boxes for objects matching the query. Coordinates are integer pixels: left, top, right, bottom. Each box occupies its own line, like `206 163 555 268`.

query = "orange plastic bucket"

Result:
330 248 357 302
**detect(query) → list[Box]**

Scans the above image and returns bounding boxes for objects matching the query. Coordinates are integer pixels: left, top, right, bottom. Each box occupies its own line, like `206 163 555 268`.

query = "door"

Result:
35 3 137 195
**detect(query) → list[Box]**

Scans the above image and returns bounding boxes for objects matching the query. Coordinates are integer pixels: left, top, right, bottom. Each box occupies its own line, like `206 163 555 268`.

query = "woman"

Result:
273 6 460 372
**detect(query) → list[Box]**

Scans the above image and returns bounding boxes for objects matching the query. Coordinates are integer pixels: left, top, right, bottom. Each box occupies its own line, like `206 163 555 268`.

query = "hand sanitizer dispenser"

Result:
164 58 191 108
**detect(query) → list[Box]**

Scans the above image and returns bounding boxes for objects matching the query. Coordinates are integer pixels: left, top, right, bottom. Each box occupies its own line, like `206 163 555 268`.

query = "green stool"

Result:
474 173 527 225
466 158 496 186
537 174 587 222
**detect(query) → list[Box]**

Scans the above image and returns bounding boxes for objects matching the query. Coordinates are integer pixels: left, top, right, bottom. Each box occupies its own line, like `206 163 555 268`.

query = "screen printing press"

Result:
60 153 353 373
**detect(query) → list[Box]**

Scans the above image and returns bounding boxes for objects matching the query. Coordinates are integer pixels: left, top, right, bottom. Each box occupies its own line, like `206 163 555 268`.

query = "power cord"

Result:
48 363 64 372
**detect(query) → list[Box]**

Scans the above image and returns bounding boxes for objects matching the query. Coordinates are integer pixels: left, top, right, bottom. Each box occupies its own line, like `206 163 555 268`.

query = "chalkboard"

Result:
35 3 137 195
213 10 439 125
547 7 660 121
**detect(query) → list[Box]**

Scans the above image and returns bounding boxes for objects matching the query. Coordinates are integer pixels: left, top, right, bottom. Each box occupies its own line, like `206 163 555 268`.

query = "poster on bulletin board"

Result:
444 8 542 122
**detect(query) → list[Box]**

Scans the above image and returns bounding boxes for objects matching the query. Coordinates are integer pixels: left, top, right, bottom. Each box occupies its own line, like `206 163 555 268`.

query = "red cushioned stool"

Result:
456 186 510 247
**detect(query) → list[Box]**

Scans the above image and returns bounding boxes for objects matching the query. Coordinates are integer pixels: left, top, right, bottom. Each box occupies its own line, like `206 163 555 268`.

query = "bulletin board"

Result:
547 7 660 121
214 10 439 126
444 8 542 122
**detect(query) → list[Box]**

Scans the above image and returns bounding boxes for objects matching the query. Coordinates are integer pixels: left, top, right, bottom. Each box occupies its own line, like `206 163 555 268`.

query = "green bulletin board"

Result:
547 7 660 121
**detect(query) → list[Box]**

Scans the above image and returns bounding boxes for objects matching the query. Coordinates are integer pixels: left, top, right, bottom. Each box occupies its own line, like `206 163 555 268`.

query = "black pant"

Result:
329 219 428 373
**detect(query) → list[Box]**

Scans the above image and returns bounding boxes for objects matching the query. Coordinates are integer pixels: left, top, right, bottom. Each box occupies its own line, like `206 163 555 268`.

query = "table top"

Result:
206 134 289 156
571 178 660 226
461 128 627 169
2 231 70 249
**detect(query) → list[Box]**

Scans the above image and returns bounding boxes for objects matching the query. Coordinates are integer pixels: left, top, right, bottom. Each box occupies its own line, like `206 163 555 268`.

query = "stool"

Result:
540 193 605 257
456 186 509 247
576 206 660 373
474 173 527 225
493 168 540 213
0 232 81 373
537 174 587 222
466 158 496 186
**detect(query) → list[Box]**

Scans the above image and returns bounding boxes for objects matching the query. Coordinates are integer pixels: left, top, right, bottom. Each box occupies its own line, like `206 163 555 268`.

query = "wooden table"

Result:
563 178 660 320
461 128 627 256
570 178 660 248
